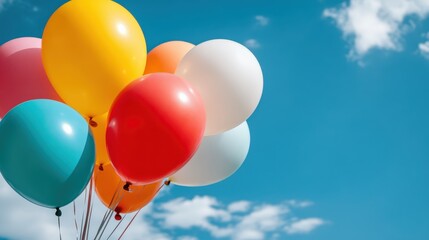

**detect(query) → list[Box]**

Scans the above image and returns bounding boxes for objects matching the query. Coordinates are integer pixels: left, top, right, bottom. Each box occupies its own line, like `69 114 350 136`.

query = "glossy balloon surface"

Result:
0 100 95 208
107 73 205 184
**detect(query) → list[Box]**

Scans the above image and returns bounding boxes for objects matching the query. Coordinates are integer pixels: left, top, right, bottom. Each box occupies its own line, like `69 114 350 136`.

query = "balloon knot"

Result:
114 212 122 221
164 180 171 186
55 207 62 217
89 117 98 127
99 164 104 171
123 182 131 191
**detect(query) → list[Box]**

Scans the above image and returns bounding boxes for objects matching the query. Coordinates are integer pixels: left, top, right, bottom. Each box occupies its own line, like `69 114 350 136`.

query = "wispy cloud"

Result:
419 33 429 59
0 0 14 12
285 218 326 234
154 196 327 239
244 39 261 49
285 200 314 208
0 176 327 240
323 0 429 60
155 196 231 233
255 15 269 26
228 200 251 213
244 15 269 50
232 204 287 240
177 236 198 240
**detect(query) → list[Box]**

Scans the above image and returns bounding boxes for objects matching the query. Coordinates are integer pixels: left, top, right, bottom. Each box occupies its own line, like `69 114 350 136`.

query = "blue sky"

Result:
1 0 429 239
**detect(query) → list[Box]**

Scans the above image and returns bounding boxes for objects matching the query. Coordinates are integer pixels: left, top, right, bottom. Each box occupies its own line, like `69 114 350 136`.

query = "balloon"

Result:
42 0 147 117
94 163 162 214
170 121 250 186
89 113 110 166
176 39 263 136
0 100 95 208
0 37 61 118
107 73 205 184
144 41 194 74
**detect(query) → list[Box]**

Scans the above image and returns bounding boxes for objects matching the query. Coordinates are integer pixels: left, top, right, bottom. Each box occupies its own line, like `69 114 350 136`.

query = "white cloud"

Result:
156 196 231 230
245 39 261 49
233 205 287 240
177 236 198 240
0 174 326 240
234 229 263 240
255 15 269 26
419 33 429 58
324 0 429 59
228 201 251 213
155 196 326 240
239 205 287 231
0 176 74 240
285 218 326 234
0 0 14 12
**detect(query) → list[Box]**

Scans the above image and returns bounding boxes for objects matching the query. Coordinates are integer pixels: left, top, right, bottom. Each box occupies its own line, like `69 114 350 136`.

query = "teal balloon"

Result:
0 99 95 208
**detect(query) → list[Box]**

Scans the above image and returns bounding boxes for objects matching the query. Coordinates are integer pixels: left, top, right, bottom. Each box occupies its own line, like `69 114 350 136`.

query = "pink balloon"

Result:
0 37 61 117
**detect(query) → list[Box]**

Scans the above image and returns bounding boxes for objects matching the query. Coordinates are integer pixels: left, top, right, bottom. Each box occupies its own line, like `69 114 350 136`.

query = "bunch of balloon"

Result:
106 39 263 188
0 0 263 238
0 0 154 238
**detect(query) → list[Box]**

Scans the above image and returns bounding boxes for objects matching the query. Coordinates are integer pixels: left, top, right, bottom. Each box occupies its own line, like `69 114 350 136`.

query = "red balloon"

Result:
106 73 206 184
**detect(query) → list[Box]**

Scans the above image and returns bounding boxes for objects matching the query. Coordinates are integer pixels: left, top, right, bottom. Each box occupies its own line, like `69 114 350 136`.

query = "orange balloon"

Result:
94 163 162 214
89 113 110 165
144 41 194 74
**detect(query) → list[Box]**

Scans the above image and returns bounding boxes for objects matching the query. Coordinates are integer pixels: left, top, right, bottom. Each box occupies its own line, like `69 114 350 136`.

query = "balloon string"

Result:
96 207 118 240
117 183 165 240
79 186 88 239
96 210 115 240
94 208 112 239
87 184 95 240
94 208 111 239
94 175 113 239
57 215 62 240
80 187 88 240
156 182 167 197
97 185 126 240
95 208 115 240
73 201 79 240
85 200 94 240
117 208 141 240
93 181 123 240
106 215 126 240
81 178 93 240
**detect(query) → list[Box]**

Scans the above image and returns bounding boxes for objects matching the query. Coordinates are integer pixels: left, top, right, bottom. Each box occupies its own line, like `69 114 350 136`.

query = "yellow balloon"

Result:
89 113 110 166
42 0 147 117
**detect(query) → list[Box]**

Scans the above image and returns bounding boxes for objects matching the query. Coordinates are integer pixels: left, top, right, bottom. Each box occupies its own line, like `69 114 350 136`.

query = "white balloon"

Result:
170 121 250 187
176 39 263 136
